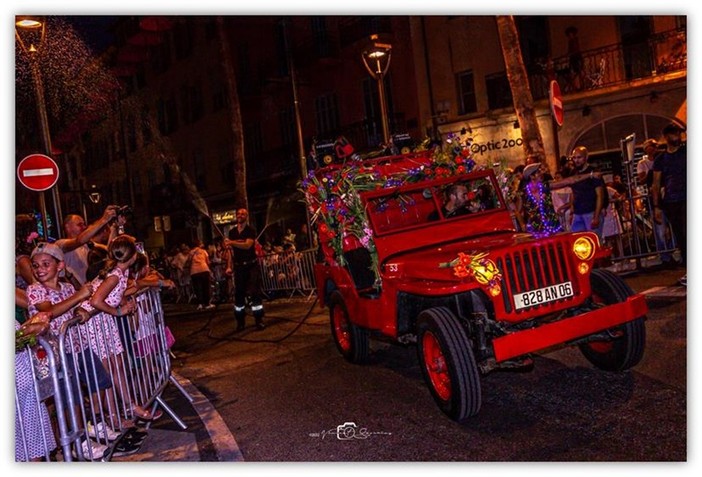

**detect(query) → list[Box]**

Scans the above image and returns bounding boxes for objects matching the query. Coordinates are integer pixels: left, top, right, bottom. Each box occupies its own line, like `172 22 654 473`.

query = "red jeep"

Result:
305 151 647 422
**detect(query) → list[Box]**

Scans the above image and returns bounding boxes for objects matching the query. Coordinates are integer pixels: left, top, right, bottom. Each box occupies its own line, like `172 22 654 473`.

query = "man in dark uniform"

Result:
225 208 265 331
652 122 687 285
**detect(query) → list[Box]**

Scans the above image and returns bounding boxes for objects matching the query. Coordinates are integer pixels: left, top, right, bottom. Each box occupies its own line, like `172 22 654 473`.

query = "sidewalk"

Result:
113 370 243 462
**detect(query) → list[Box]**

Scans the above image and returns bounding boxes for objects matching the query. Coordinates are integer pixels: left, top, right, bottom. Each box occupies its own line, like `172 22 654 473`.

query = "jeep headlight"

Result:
573 236 595 261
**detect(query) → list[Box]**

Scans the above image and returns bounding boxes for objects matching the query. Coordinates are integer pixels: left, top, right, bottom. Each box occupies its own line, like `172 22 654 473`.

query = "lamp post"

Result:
282 18 313 249
362 35 392 145
16 17 64 238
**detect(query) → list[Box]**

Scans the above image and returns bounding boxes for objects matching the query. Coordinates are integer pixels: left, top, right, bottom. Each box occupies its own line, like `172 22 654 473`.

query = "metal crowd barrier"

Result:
258 248 317 298
609 134 680 269
15 287 192 462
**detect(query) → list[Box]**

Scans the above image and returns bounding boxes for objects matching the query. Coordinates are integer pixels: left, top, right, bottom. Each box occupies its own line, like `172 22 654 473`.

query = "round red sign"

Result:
17 154 60 192
549 80 564 127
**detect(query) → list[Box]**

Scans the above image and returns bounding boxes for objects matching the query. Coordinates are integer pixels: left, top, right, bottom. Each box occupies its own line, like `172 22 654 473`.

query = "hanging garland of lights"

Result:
522 180 562 238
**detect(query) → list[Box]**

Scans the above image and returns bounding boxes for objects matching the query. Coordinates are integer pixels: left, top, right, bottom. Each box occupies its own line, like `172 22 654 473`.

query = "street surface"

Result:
164 267 686 461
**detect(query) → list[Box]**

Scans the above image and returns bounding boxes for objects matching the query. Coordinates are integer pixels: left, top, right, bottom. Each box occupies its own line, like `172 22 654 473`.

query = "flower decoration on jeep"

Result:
440 252 503 296
300 135 485 286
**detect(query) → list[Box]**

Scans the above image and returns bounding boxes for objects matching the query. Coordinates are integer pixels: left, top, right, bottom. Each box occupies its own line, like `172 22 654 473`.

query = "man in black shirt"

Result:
652 122 687 285
568 146 606 240
226 208 265 331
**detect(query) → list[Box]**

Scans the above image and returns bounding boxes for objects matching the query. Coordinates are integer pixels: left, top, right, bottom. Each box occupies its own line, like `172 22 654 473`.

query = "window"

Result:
141 107 152 145
315 93 340 135
189 80 204 122
211 71 227 112
147 168 157 189
516 16 550 68
174 21 193 59
180 85 191 124
245 123 264 157
218 140 234 184
192 148 206 191
133 173 143 206
456 70 477 115
311 17 330 57
485 72 513 110
153 34 172 73
274 21 288 77
279 107 295 146
127 114 137 152
237 44 252 94
204 17 217 41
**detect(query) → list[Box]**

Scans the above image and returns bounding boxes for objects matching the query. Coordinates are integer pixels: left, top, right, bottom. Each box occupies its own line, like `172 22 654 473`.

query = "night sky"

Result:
63 15 118 54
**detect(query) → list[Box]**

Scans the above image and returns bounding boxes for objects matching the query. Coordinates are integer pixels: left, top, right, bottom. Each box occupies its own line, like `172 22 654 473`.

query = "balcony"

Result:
527 27 686 100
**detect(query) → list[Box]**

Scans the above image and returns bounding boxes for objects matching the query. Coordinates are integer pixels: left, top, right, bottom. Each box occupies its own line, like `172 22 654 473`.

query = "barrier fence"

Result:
257 248 317 298
15 287 191 462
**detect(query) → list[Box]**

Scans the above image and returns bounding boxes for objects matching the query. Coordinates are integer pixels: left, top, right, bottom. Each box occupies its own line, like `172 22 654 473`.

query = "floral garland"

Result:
439 251 503 294
300 135 482 286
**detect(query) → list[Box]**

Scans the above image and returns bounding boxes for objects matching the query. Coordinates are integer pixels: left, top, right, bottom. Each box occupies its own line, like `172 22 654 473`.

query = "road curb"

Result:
171 371 244 462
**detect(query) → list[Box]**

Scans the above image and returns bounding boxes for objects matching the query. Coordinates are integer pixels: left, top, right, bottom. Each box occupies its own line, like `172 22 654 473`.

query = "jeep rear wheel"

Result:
417 307 481 422
579 269 646 371
328 291 369 364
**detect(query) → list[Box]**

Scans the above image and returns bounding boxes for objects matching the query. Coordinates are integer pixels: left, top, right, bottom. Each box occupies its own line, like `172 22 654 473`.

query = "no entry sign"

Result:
549 80 564 127
17 154 60 192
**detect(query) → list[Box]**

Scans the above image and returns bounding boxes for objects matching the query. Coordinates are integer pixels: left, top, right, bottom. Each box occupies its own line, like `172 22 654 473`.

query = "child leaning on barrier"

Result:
26 242 113 459
78 235 162 423
15 308 56 461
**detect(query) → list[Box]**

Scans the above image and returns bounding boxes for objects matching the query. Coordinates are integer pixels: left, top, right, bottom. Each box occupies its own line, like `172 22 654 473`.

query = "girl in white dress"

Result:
79 235 159 423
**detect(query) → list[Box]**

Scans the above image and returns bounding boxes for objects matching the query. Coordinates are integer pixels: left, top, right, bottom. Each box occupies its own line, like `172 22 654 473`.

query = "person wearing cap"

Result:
652 122 686 285
517 161 602 233
515 163 563 237
25 242 115 459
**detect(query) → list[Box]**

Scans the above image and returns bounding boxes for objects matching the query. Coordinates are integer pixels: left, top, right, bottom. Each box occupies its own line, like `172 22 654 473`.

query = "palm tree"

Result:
216 17 249 210
495 15 554 173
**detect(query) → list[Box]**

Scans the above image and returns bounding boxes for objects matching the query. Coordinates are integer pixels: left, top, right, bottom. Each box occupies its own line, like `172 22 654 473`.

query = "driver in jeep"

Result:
428 184 470 221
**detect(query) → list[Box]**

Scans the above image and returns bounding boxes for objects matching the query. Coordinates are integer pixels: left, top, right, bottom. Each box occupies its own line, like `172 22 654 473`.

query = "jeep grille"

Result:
495 241 576 313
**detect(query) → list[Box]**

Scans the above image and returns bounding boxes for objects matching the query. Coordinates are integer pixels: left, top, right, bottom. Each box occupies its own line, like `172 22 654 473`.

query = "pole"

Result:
283 18 313 249
551 116 561 174
31 58 63 238
38 192 50 241
376 62 391 144
117 90 136 207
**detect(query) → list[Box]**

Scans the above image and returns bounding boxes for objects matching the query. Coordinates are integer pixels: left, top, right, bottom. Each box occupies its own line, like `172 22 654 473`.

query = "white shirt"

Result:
56 241 90 285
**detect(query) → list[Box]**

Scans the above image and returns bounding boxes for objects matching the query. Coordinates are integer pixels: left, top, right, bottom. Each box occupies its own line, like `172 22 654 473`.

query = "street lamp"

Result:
16 16 64 238
361 34 392 145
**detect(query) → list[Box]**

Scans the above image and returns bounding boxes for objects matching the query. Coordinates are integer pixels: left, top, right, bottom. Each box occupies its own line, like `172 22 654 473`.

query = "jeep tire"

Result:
417 307 481 422
328 291 370 364
579 269 646 371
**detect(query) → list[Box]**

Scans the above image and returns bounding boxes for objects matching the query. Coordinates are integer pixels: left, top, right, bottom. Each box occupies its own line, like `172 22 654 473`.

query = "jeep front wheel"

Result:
328 291 369 364
579 269 646 371
417 307 481 422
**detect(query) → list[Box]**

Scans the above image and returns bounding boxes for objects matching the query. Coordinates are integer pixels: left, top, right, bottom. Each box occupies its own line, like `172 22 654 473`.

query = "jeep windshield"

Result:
364 171 505 236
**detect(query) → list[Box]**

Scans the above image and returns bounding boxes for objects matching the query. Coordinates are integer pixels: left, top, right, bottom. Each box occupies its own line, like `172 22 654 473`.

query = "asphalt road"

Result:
165 267 686 461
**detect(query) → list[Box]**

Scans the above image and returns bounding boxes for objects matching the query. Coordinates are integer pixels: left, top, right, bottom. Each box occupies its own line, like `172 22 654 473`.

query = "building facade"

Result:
20 15 685 252
410 15 687 171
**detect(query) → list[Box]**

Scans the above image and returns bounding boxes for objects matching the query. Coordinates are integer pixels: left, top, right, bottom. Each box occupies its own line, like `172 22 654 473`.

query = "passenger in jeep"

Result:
428 184 471 221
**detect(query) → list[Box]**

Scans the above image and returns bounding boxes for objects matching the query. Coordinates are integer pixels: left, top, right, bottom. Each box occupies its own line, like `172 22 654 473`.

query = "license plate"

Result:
513 281 574 310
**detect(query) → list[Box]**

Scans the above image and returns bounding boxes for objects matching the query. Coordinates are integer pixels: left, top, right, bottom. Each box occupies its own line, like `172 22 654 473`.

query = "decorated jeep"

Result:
302 142 647 423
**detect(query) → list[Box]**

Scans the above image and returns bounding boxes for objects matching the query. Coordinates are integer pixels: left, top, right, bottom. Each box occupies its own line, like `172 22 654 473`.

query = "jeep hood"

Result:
383 231 543 283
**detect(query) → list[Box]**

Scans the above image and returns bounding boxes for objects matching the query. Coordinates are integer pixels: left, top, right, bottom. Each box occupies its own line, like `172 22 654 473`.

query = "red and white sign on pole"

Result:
17 154 60 192
549 80 564 127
